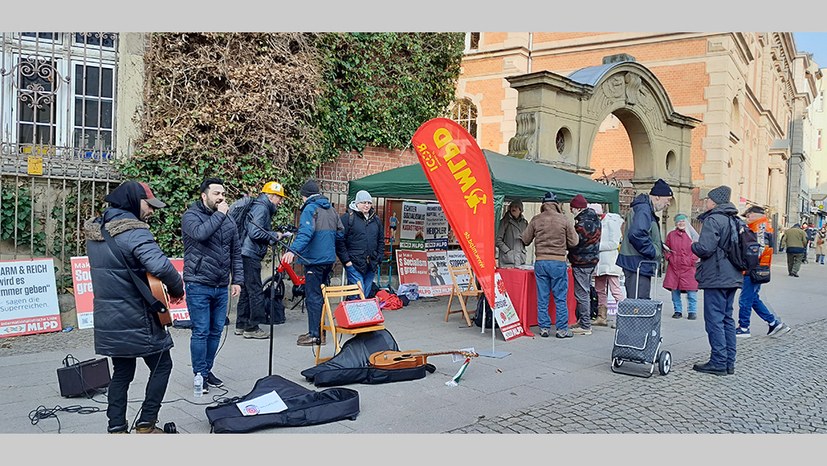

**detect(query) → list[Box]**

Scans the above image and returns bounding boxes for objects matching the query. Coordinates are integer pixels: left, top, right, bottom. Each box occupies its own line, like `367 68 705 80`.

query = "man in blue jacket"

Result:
690 185 743 376
85 180 184 434
616 178 673 299
234 181 287 339
281 179 344 346
182 177 244 394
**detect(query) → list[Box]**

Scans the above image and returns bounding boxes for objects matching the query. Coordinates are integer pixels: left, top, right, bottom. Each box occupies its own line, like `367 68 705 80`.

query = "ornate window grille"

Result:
1 32 119 159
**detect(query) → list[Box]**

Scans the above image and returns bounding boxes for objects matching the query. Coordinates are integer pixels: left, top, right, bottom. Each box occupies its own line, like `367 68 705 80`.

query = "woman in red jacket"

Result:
663 213 699 319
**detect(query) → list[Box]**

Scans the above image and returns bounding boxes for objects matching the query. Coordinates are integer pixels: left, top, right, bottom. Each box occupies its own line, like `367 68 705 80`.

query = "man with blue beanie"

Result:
616 178 672 299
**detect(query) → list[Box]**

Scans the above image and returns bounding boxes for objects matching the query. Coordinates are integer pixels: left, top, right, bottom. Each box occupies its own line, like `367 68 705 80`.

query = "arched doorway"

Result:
506 54 700 222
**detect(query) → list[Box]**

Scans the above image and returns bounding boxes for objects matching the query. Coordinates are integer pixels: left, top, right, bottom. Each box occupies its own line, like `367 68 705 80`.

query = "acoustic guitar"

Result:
368 350 479 370
146 273 173 327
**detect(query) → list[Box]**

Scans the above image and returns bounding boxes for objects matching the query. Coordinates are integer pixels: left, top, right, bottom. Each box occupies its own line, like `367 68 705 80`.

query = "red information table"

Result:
497 266 577 337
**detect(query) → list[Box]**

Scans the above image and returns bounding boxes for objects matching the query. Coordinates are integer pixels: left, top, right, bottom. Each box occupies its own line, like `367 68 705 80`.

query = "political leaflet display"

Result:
395 249 468 297
424 203 449 251
70 256 190 328
491 271 525 341
0 258 61 338
399 201 426 250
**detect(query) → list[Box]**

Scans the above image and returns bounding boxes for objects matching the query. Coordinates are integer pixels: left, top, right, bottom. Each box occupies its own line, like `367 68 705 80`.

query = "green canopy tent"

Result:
347 149 620 214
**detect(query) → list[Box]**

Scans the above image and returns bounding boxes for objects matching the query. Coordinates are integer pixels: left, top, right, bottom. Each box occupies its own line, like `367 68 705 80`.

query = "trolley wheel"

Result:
657 351 672 375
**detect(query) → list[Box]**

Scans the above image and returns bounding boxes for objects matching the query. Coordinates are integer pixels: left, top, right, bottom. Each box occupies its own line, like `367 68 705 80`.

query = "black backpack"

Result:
227 195 257 240
474 293 497 329
726 216 761 274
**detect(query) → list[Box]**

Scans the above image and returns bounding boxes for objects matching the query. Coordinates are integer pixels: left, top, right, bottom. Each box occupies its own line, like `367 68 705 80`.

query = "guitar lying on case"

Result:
368 350 479 370
146 273 173 327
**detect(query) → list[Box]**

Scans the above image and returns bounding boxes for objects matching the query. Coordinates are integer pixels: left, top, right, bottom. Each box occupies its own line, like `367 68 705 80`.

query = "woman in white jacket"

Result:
589 204 625 327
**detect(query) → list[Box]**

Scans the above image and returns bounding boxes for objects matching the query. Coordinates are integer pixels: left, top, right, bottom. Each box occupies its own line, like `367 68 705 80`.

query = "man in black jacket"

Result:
85 180 184 434
336 189 384 297
182 177 244 393
690 185 743 376
235 181 286 339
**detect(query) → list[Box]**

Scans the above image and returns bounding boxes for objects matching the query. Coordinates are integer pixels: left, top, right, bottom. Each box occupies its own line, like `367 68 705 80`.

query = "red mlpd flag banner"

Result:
412 118 495 305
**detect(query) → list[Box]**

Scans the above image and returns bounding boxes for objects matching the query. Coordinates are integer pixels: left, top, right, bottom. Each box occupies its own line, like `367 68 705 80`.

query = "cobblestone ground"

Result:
447 318 827 434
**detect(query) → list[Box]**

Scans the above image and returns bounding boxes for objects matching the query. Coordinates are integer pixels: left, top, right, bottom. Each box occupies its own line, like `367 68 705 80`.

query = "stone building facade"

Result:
455 32 821 229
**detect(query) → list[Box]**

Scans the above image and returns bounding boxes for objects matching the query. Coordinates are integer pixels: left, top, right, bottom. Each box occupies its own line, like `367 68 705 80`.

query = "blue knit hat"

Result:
649 178 673 197
542 191 558 203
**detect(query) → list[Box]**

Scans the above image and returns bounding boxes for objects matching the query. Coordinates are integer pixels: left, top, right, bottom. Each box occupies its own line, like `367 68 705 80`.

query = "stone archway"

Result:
505 54 700 218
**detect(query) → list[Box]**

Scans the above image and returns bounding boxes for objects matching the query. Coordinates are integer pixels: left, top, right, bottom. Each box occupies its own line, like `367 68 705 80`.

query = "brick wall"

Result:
316 146 418 182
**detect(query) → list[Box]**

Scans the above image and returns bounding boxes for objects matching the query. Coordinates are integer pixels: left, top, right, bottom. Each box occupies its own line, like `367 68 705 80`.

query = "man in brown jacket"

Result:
521 191 579 338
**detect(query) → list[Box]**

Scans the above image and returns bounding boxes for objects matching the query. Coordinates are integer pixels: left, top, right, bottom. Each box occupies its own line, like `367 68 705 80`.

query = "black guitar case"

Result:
301 329 435 387
205 374 359 433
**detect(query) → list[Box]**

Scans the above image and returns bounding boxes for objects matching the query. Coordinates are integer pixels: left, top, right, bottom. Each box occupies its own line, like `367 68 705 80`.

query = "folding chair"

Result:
315 283 385 365
445 263 483 327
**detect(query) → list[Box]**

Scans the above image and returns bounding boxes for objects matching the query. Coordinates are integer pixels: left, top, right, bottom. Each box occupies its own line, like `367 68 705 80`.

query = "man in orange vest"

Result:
735 205 792 339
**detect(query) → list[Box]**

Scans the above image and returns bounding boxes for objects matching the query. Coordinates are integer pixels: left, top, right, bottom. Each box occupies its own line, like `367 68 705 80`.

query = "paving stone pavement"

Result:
1 258 825 437
447 318 827 433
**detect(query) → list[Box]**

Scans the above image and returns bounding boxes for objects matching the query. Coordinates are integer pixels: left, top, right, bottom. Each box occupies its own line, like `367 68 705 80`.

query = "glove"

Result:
281 232 293 238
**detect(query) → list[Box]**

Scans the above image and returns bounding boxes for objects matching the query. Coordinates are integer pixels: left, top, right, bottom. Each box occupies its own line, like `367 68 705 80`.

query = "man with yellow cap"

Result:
235 181 287 339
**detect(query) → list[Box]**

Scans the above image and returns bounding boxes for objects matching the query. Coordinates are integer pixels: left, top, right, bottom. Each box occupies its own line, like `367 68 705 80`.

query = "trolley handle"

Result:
634 260 660 300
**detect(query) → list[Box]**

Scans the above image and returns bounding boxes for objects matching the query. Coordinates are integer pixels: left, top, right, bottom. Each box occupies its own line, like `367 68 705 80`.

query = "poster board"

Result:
399 201 426 250
0 258 61 338
70 256 190 328
491 271 525 341
395 248 467 297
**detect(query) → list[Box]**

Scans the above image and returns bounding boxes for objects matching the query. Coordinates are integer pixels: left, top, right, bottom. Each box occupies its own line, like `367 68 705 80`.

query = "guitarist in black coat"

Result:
84 180 184 434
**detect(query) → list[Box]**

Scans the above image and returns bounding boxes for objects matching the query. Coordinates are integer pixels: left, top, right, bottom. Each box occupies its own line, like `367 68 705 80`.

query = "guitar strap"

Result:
99 223 165 314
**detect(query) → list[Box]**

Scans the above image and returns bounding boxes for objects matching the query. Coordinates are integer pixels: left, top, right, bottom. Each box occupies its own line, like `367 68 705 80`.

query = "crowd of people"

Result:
85 176 389 433
86 174 804 433
502 178 797 379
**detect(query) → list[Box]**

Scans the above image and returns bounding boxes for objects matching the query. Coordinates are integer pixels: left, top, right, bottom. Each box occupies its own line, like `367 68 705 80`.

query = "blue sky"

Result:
794 32 827 68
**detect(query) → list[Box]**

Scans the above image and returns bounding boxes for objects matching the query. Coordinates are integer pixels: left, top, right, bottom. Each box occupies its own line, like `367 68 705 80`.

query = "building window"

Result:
450 97 478 139
74 32 117 49
818 91 824 112
74 64 115 153
21 32 60 42
1 32 119 158
465 32 480 51
17 58 59 148
818 129 823 151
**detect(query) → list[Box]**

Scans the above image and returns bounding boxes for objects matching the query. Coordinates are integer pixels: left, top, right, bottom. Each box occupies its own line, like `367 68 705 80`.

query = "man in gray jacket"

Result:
182 177 244 393
690 185 743 376
235 181 287 339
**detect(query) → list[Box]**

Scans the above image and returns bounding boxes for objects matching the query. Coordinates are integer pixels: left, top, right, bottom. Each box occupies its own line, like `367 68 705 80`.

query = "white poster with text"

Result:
0 258 61 338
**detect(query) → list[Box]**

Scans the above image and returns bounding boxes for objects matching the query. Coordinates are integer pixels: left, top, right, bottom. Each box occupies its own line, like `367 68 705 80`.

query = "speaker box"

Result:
333 298 384 329
56 355 111 398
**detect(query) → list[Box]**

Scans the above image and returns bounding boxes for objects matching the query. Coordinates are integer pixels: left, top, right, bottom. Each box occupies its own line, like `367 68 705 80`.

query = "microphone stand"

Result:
248 218 310 376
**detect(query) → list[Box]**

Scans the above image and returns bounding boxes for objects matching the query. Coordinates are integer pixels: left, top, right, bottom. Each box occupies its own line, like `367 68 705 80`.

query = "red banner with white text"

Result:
411 118 495 305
